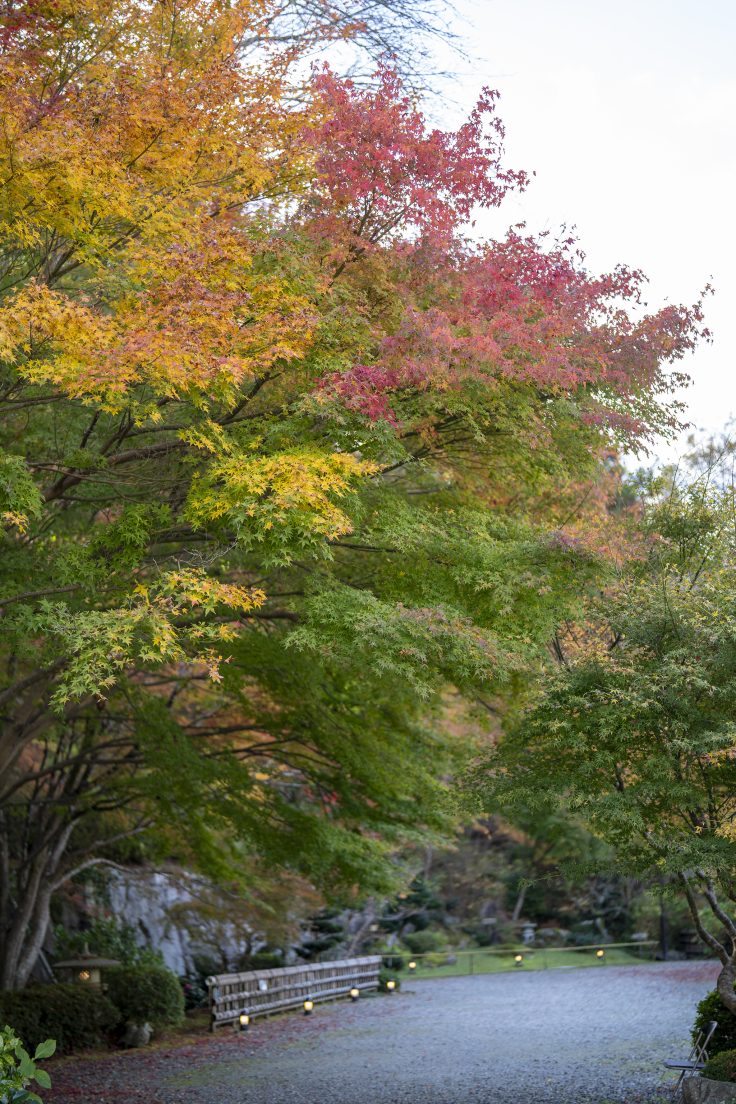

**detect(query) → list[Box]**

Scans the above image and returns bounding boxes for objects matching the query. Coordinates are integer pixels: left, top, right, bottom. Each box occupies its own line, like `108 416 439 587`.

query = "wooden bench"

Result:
207 955 382 1030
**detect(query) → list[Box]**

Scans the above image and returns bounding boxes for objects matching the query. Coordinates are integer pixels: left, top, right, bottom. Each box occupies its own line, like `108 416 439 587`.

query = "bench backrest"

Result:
207 955 383 1029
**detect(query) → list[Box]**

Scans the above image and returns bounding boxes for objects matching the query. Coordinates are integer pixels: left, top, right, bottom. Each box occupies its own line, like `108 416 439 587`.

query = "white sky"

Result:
433 0 736 464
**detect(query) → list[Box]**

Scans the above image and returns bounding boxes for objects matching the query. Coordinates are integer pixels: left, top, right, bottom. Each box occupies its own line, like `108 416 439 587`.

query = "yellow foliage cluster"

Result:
186 449 377 541
137 568 266 615
0 0 317 409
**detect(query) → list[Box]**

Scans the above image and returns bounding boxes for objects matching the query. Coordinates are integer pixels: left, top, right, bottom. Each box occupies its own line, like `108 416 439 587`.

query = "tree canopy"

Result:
0 0 706 988
481 480 736 1009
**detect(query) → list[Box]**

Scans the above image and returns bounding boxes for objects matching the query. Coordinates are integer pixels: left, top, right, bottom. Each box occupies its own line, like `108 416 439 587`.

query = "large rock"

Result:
86 866 263 975
62 865 398 976
683 1076 736 1103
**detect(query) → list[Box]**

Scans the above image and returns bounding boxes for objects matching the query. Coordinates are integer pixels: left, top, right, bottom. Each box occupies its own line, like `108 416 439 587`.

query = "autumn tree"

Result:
0 0 706 988
262 0 459 85
481 481 736 1011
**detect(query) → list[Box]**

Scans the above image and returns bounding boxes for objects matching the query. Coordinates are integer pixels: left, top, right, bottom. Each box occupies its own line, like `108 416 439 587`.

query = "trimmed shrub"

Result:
703 1048 736 1083
0 983 117 1054
377 968 400 992
180 973 208 1011
181 955 219 1012
693 989 736 1056
402 930 445 955
472 927 498 948
105 966 184 1030
424 951 450 968
246 952 283 971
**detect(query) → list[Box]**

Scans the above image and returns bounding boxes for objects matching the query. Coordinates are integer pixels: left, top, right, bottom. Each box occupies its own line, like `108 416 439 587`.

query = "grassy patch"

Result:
409 947 648 979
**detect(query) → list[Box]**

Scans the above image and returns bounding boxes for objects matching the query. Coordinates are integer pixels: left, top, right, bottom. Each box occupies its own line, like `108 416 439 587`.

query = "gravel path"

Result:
47 961 719 1104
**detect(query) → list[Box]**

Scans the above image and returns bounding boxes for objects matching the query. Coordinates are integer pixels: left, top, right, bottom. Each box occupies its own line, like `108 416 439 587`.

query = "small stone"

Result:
122 1020 153 1048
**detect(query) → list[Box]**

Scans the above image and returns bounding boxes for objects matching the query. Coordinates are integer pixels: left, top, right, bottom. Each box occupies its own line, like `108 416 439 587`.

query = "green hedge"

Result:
104 966 184 1029
0 967 184 1055
703 1048 736 1083
693 989 736 1055
402 930 445 955
0 983 118 1054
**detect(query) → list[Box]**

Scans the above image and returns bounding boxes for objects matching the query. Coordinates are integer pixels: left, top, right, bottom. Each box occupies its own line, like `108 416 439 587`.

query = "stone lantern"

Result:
53 943 121 987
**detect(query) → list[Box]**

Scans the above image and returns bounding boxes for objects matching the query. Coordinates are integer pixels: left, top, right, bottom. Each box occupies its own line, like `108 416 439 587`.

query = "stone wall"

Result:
86 865 264 975
62 864 385 976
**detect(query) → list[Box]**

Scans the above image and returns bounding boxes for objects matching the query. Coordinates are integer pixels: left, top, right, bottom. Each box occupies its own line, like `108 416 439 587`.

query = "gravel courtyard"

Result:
47 961 719 1104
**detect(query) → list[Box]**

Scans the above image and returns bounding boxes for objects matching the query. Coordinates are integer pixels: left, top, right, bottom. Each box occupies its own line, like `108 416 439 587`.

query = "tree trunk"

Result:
680 872 736 1013
14 884 55 990
659 894 669 961
511 881 528 923
1 851 49 989
716 957 736 1014
0 821 74 989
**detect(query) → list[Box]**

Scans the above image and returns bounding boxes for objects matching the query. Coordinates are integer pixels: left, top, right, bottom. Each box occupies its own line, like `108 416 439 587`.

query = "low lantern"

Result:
303 999 314 1015
238 1011 250 1031
386 979 396 992
595 948 605 961
514 953 524 967
53 943 121 988
349 987 360 1002
408 961 417 972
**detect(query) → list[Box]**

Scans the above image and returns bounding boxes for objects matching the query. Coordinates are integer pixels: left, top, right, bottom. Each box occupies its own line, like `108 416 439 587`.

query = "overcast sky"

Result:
434 0 736 464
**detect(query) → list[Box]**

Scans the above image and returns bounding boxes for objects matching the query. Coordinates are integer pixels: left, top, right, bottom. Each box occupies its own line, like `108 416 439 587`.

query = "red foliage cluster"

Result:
304 64 527 252
304 65 706 439
303 68 707 443
319 233 704 438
